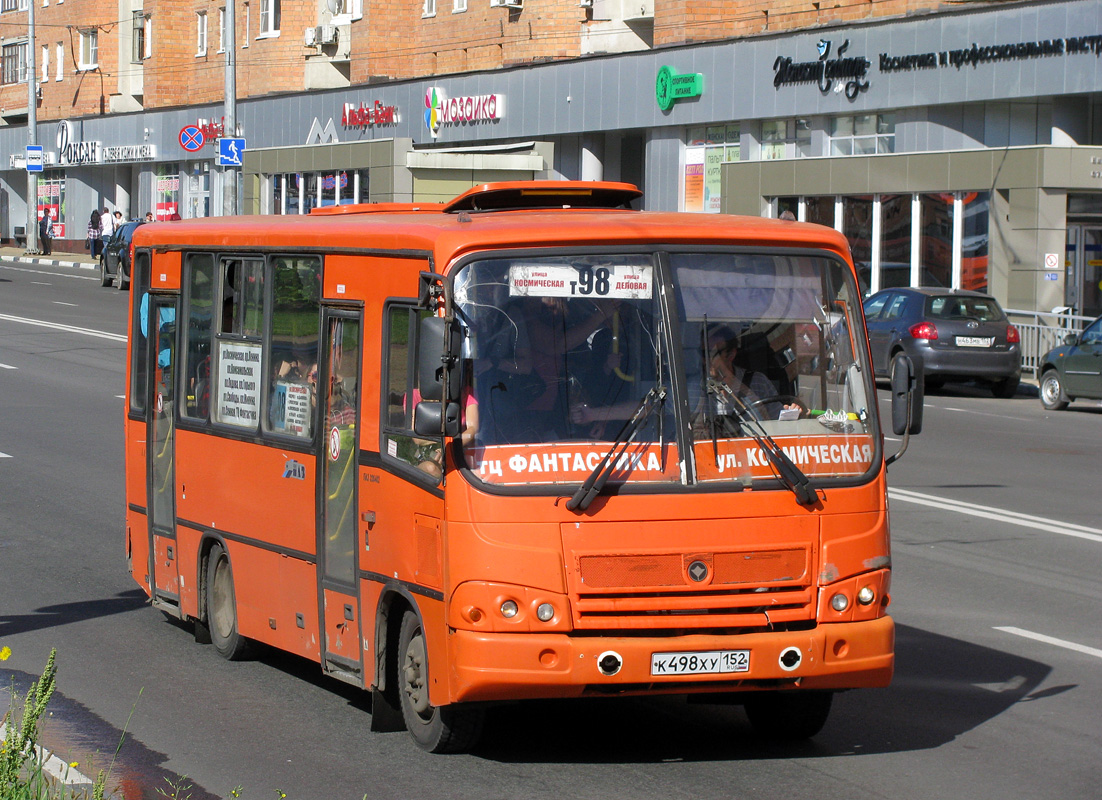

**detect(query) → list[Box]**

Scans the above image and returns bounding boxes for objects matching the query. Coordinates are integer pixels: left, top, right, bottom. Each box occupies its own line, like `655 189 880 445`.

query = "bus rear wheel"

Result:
397 610 484 753
743 691 833 740
205 543 252 661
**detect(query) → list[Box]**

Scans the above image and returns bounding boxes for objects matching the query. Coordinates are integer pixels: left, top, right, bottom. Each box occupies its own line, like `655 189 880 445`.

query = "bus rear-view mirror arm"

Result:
414 400 460 438
886 353 923 467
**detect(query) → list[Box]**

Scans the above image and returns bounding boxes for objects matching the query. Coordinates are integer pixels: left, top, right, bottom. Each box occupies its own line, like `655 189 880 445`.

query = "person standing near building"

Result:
101 206 116 240
87 210 103 257
38 212 53 256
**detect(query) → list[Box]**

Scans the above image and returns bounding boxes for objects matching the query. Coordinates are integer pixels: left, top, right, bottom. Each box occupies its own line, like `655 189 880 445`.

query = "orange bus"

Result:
124 181 917 752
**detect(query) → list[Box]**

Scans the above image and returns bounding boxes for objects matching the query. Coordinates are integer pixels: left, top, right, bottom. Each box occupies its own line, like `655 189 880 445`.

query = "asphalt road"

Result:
2 258 1099 800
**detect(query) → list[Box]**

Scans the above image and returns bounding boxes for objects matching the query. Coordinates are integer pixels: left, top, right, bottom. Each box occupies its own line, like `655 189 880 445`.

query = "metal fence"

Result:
1005 308 1095 377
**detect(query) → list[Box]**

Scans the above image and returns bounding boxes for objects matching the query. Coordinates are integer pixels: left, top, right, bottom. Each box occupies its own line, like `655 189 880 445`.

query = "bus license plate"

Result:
955 336 994 347
651 650 750 676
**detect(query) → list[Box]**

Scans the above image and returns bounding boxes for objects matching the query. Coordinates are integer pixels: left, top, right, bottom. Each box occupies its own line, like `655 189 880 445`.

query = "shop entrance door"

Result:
1066 225 1102 318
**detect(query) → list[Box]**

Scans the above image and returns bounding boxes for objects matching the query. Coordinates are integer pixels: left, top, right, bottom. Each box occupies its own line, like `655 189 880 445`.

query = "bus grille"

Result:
570 548 814 631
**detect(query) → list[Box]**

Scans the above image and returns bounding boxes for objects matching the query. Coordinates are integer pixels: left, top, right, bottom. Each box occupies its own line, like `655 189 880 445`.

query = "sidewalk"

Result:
0 245 100 271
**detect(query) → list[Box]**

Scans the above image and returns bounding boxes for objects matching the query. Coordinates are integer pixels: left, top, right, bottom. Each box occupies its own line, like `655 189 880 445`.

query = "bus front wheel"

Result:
205 543 252 661
397 610 484 753
743 691 833 740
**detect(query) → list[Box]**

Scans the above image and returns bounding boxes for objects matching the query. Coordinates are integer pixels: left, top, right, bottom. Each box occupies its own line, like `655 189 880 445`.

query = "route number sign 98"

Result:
509 264 653 300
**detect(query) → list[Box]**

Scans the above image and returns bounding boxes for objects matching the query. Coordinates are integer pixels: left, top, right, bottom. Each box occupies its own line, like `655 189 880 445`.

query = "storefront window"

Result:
843 196 873 287
920 193 954 289
36 173 65 238
186 161 211 219
156 164 181 221
685 124 739 213
880 194 913 290
805 196 835 229
961 192 990 293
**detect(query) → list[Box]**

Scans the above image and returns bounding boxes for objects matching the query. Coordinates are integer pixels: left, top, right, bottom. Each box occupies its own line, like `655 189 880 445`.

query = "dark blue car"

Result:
863 287 1021 397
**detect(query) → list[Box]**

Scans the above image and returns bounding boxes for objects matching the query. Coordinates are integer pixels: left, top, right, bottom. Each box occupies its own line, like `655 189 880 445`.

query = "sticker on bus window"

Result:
508 265 653 300
216 341 263 428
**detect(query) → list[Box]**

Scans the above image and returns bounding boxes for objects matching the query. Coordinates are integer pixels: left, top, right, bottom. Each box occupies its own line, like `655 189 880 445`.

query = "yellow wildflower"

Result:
0 646 11 661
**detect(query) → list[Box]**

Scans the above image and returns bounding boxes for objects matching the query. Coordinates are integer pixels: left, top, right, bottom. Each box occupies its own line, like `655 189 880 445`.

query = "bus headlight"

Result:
830 592 849 612
857 586 876 605
500 600 519 618
536 603 555 622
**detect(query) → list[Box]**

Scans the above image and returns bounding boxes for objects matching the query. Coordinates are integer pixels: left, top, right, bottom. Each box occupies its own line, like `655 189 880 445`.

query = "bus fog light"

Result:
500 600 519 618
536 603 555 622
466 606 483 623
857 586 876 605
830 593 849 612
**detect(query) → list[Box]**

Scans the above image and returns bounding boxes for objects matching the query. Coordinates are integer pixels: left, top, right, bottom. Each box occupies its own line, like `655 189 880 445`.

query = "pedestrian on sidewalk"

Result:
87 209 103 257
101 206 116 239
38 212 53 255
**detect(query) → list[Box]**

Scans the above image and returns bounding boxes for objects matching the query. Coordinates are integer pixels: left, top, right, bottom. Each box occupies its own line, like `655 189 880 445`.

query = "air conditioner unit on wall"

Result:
304 27 319 46
318 25 339 44
579 0 593 7
490 0 522 7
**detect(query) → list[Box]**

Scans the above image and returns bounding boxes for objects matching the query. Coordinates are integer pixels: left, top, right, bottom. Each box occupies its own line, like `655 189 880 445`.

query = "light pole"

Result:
25 0 38 253
223 1 238 216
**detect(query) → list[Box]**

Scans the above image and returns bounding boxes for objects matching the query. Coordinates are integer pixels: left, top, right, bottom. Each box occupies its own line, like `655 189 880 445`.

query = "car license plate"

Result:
651 650 750 676
955 336 994 347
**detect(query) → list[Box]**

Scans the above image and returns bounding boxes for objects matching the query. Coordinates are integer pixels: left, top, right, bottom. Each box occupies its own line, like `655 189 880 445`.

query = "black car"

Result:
863 287 1021 397
99 220 145 290
1038 315 1102 410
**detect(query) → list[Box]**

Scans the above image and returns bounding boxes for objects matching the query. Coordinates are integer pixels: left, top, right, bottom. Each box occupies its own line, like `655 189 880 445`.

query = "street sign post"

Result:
217 138 246 167
25 145 44 173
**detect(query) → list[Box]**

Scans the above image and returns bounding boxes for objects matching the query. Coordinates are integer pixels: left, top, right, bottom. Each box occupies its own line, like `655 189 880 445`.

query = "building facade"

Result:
1 0 1100 315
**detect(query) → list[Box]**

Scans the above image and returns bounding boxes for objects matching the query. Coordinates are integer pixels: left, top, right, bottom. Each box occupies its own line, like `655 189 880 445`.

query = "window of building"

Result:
133 12 151 62
196 12 207 56
961 192 990 293
78 28 98 70
423 0 436 17
259 0 280 36
831 113 895 156
919 193 953 289
55 42 62 80
156 165 180 220
41 44 47 82
2 41 28 85
453 0 467 12
761 118 812 160
217 8 226 52
1 0 19 12
685 124 739 213
242 2 250 46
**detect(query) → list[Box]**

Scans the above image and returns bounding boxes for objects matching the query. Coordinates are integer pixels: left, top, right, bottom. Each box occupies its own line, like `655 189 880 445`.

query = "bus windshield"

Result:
451 249 876 490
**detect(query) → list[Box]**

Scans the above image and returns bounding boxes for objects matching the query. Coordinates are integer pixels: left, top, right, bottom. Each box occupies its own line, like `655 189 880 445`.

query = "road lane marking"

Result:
0 452 11 458
0 263 98 281
52 301 78 307
0 363 16 369
0 313 126 343
994 627 1102 660
888 487 1102 543
30 281 52 286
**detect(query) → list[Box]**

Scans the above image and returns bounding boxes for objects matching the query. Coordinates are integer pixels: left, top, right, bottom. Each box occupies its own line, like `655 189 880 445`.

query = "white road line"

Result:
52 301 78 307
0 363 16 369
0 452 11 458
888 487 1102 543
0 313 126 343
0 263 98 281
994 627 1102 660
30 281 51 286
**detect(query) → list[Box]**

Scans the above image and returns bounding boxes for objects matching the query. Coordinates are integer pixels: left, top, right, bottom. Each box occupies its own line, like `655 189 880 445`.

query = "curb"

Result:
0 254 98 271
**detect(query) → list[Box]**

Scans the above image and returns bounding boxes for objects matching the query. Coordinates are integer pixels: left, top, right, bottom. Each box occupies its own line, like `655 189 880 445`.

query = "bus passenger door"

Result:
318 310 364 684
147 294 180 610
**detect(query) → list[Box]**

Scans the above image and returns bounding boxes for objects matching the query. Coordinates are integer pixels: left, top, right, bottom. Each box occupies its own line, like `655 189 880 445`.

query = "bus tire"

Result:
743 691 833 741
397 610 484 753
205 543 253 661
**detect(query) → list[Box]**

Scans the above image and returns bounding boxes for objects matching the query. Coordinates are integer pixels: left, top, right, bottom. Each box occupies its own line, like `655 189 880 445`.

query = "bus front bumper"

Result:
447 615 893 704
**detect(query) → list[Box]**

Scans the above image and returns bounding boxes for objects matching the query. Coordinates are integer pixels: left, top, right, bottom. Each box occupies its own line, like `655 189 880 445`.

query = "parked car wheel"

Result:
1040 369 1069 411
99 256 113 287
118 260 130 291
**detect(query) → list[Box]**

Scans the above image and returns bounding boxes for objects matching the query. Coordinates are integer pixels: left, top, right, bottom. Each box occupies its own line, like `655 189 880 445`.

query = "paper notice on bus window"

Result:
508 265 653 300
272 381 312 436
217 341 263 428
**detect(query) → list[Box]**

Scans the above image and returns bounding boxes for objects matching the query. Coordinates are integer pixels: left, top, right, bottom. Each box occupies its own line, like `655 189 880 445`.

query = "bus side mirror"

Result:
414 400 460 438
418 316 460 402
890 354 923 436
886 354 923 468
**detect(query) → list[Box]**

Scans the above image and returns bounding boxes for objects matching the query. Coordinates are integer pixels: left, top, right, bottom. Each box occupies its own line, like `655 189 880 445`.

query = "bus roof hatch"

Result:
442 181 642 213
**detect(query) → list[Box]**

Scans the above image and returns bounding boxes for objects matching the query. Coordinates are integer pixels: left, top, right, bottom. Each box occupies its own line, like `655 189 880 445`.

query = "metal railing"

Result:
1004 307 1094 376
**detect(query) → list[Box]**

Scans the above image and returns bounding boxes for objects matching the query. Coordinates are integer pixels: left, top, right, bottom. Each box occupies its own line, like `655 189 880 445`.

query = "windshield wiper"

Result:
705 378 817 506
567 386 666 512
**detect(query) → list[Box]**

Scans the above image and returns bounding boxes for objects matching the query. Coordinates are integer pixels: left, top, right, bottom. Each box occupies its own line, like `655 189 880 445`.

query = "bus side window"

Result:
181 253 215 420
265 256 321 439
383 304 442 480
